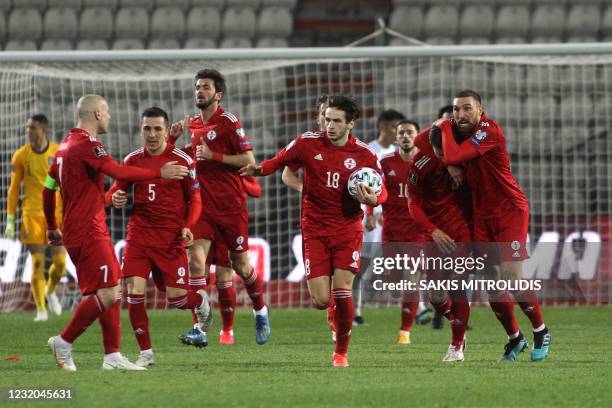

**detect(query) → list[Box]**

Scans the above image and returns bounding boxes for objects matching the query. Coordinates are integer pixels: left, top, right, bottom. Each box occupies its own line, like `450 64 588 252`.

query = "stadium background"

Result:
0 0 611 311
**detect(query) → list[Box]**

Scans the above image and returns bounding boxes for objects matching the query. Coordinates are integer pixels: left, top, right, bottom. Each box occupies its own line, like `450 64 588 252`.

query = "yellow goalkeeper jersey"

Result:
8 142 62 217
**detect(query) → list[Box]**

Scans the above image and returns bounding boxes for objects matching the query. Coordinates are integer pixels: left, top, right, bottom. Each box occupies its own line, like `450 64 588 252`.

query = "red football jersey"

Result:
407 151 471 242
108 145 199 248
261 131 382 237
189 107 252 215
48 128 114 248
379 151 425 243
441 114 528 218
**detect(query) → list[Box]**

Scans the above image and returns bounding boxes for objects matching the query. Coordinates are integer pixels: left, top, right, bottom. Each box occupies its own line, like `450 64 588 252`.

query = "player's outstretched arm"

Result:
438 120 479 165
100 160 188 182
281 166 303 193
196 144 255 169
239 163 264 177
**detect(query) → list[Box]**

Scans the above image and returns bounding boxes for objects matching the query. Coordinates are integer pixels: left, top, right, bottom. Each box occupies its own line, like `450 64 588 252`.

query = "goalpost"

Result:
0 44 610 311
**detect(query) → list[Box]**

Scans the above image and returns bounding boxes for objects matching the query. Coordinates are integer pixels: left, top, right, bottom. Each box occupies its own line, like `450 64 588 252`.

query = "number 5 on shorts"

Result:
100 265 108 283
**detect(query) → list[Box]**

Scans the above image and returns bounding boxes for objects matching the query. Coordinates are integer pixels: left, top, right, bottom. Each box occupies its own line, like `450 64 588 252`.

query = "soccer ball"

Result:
347 167 383 199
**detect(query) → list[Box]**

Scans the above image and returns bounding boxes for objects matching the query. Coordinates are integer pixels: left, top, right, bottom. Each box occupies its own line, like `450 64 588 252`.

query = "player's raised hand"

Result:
239 163 263 177
47 229 63 246
169 115 191 143
111 189 128 208
447 165 464 189
195 143 212 161
356 184 377 206
160 161 189 179
181 227 194 247
431 228 456 255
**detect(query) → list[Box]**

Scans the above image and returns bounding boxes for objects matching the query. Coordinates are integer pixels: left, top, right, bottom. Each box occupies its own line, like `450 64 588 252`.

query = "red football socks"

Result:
99 299 121 354
217 281 236 332
332 289 353 355
127 294 151 351
60 294 106 344
488 290 520 336
511 290 545 330
243 268 265 311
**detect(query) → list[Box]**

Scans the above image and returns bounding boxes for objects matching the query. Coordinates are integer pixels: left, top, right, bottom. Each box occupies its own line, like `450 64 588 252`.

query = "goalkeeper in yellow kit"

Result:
5 114 66 321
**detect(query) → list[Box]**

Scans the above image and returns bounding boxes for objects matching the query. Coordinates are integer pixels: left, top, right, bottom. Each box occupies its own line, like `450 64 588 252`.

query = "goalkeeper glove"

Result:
5 214 15 239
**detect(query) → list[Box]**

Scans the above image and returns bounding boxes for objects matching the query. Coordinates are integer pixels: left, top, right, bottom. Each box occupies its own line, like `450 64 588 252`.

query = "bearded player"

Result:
431 90 550 361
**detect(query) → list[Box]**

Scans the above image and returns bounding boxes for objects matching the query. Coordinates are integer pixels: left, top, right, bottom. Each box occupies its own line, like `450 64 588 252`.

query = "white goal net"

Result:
0 47 610 311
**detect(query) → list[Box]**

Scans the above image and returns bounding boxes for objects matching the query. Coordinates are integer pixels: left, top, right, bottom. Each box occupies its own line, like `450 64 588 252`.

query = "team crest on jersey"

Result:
207 130 217 141
344 158 356 170
236 128 246 138
352 251 360 261
408 172 418 185
471 129 487 146
189 169 196 179
237 236 244 245
93 145 108 158
511 240 521 251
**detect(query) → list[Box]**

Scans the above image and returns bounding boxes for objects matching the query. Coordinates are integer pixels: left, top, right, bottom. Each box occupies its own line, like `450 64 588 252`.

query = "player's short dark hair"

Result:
377 109 406 127
141 106 169 126
454 90 482 105
195 68 226 94
429 126 442 149
327 94 361 123
30 114 49 127
316 94 329 110
397 119 420 132
438 105 453 119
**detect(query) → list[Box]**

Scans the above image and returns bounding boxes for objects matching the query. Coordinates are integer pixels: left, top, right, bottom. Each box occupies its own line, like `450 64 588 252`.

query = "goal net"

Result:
0 49 610 311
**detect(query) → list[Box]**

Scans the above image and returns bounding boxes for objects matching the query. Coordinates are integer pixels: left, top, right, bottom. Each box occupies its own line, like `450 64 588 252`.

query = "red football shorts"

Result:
66 238 120 296
206 241 231 268
121 241 189 291
303 230 363 280
192 210 249 253
473 206 529 262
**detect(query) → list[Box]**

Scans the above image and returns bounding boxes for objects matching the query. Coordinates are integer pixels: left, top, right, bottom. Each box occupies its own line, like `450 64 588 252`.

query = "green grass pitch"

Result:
1 306 610 407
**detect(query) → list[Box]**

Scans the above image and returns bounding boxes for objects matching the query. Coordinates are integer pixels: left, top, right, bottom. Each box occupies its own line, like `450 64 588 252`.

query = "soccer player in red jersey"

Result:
179 69 270 346
205 175 263 345
280 95 338 340
241 95 388 367
42 95 189 371
407 128 472 362
430 90 550 361
104 107 211 365
379 119 427 345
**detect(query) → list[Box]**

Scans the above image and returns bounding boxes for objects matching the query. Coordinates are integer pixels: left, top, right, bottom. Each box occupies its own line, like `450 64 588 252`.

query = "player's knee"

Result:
216 267 233 282
230 256 250 276
311 294 331 310
97 286 120 308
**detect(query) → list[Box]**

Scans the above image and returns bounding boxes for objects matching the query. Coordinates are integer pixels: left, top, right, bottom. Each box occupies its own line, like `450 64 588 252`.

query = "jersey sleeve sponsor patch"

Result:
93 145 108 158
471 129 488 146
236 128 246 138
